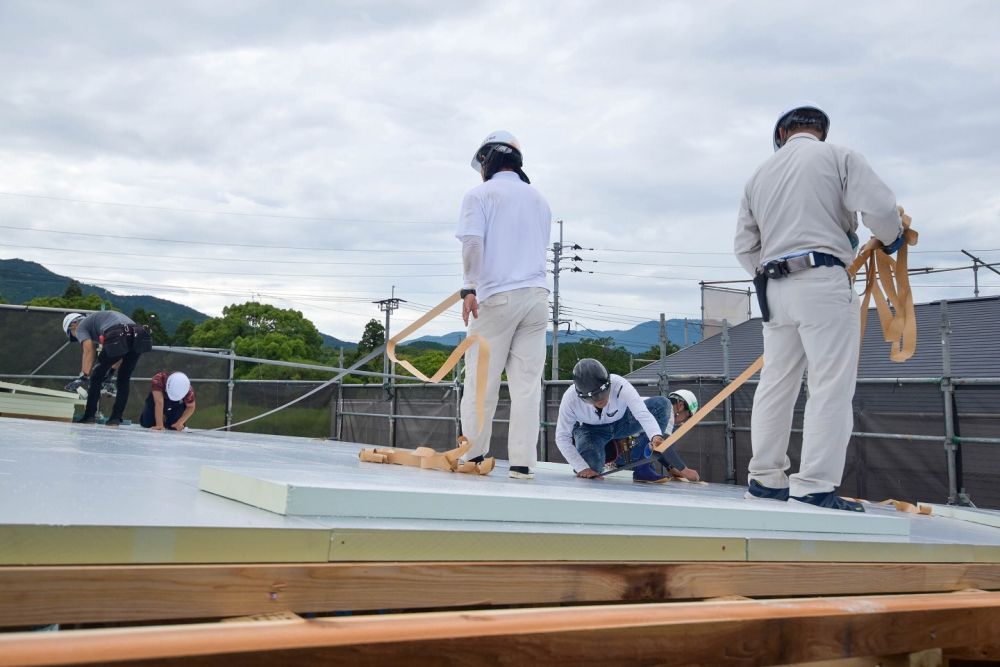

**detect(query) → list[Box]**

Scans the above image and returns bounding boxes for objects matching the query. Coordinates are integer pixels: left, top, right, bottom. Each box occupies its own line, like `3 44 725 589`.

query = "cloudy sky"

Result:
1 0 998 343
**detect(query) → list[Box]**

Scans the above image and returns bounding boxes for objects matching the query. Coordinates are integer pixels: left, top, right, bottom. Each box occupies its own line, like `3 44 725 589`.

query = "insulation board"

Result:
198 463 910 536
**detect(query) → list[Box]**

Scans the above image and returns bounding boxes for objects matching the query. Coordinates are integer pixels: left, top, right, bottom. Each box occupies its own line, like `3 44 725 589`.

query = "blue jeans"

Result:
572 396 688 472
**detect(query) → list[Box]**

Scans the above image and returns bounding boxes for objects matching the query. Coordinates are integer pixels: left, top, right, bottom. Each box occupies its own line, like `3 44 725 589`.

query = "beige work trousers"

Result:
461 287 549 469
749 265 860 497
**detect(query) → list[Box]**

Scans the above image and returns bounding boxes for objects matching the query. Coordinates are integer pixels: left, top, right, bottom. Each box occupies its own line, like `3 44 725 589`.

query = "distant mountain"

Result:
411 318 703 353
0 258 356 347
0 258 210 333
321 333 357 350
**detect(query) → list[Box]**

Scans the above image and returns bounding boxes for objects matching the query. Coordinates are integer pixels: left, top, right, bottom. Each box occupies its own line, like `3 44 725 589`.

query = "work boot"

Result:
792 492 865 513
508 466 534 480
745 479 789 501
632 462 669 484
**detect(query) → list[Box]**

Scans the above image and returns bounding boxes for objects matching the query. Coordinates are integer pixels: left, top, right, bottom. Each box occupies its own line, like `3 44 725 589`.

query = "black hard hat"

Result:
573 358 611 403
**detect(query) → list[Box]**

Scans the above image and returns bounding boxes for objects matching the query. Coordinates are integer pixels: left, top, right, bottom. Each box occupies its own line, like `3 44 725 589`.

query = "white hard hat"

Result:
471 130 522 172
668 389 699 414
62 313 84 339
165 372 191 401
772 101 830 152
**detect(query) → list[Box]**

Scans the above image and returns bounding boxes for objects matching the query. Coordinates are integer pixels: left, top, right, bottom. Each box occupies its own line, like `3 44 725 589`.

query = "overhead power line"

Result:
0 224 454 253
9 260 458 280
0 190 452 225
0 242 458 266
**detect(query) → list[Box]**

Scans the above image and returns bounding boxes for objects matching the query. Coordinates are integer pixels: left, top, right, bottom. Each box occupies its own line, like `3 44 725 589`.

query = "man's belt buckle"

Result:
763 260 789 279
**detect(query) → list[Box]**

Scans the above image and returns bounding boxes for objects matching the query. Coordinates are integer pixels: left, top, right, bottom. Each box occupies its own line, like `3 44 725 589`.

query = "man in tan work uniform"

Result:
734 101 904 512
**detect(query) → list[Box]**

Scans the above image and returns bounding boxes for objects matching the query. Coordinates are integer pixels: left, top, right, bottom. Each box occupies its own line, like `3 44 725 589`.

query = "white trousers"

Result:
461 287 549 468
749 266 860 497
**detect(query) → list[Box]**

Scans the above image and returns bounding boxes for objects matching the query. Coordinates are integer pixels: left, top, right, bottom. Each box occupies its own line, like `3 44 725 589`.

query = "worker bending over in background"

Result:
63 311 152 426
556 358 700 483
139 370 196 431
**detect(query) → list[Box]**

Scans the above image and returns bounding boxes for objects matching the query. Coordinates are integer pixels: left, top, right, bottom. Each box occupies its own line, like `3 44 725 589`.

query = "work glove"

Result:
65 374 89 398
882 232 906 255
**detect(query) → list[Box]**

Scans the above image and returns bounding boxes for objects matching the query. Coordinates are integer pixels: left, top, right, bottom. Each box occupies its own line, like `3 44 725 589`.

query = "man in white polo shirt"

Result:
555 358 701 483
457 130 551 479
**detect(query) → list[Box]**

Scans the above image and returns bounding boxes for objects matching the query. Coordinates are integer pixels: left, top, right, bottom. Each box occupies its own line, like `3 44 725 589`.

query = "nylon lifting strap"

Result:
848 208 918 363
386 290 491 434
652 208 918 458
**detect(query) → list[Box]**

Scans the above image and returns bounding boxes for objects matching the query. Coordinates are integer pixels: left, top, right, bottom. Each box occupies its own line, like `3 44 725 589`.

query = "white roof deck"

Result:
2 416 999 565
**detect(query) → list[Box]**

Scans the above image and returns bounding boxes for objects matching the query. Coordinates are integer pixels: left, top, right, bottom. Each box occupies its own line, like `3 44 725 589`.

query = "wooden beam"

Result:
3 561 1000 628
1 592 999 666
944 641 1000 661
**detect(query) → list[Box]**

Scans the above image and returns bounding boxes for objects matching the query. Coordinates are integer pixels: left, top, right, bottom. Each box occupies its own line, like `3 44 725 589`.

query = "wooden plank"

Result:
1 591 999 666
943 642 1000 661
3 561 1000 628
784 651 943 667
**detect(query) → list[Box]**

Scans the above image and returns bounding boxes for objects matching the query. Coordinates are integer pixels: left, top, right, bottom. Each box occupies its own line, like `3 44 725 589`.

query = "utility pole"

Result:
374 286 405 380
961 249 1000 298
548 221 590 380
551 220 563 381
658 313 668 398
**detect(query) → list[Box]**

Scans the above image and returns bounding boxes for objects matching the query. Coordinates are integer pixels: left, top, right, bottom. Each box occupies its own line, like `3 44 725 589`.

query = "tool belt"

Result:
99 324 153 358
761 251 845 279
754 251 846 322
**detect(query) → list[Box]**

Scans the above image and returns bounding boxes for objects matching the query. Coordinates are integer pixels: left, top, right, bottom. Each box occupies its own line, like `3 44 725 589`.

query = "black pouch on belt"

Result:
131 325 153 354
753 272 770 323
98 324 130 358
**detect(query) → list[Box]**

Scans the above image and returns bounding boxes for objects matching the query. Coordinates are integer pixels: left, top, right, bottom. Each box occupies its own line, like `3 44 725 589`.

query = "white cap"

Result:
62 312 84 338
165 372 191 401
471 130 522 172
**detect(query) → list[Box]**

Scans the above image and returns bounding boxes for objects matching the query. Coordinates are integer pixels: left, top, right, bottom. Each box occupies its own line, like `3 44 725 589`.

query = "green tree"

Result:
190 302 323 355
357 318 385 354
549 337 633 378
188 301 325 378
0 292 7 305
171 319 196 347
63 279 83 299
394 348 453 382
130 308 170 345
26 293 109 310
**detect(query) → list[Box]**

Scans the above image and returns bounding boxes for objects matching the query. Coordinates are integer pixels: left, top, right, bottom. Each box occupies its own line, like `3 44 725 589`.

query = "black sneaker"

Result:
792 492 865 513
508 466 534 480
74 415 97 424
105 417 122 427
467 455 485 464
745 479 789 501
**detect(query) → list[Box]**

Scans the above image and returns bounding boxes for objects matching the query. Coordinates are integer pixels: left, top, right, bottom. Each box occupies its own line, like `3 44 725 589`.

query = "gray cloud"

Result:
0 0 997 343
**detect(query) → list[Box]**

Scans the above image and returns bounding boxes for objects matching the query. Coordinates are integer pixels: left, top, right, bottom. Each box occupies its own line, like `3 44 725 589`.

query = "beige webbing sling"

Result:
652 207 918 459
358 290 496 475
